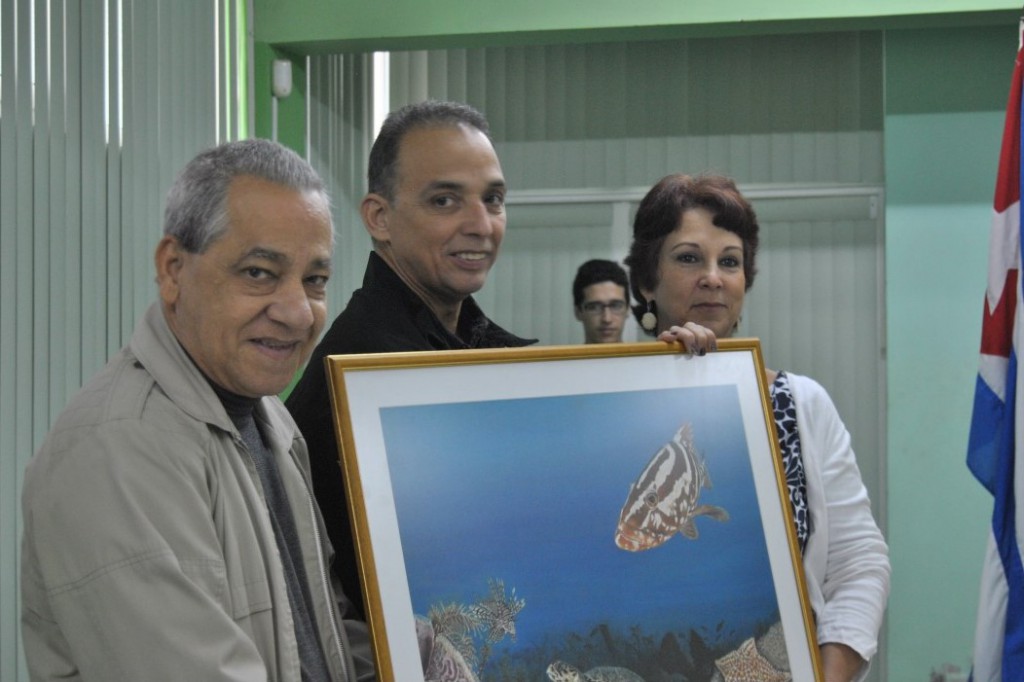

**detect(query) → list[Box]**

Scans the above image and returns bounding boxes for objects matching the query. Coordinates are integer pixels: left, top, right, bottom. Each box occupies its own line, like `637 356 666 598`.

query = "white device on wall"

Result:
271 59 292 142
272 59 292 99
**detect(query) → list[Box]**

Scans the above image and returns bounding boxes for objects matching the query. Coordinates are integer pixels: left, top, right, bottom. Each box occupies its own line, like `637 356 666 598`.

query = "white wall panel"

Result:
472 202 638 345
496 130 885 190
741 195 886 523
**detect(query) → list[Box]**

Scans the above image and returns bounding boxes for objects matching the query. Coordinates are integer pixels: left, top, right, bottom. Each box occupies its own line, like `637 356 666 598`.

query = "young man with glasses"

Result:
572 259 631 344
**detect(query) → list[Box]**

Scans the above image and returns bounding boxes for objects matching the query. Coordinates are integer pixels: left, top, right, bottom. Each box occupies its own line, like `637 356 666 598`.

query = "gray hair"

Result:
368 100 491 202
163 138 330 253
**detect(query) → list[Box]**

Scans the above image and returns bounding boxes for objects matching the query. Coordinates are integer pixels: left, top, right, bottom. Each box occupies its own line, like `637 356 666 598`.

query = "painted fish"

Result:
468 578 525 644
615 422 729 551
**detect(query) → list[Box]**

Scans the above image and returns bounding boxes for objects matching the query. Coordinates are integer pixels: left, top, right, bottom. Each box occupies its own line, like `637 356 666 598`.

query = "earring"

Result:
641 301 657 331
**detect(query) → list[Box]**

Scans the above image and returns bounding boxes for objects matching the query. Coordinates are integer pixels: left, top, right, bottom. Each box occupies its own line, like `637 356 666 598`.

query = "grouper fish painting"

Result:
377 381 788 680
615 422 730 551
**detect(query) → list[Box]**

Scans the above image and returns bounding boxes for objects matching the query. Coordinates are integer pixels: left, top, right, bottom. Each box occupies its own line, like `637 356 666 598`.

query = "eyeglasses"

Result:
580 300 629 316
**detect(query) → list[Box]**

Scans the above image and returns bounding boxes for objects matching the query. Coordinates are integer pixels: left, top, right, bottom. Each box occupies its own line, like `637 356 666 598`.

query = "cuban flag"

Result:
966 28 1024 682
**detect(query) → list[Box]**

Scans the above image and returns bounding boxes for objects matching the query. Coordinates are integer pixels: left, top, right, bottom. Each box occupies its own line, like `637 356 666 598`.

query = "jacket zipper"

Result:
303 483 352 681
235 432 352 681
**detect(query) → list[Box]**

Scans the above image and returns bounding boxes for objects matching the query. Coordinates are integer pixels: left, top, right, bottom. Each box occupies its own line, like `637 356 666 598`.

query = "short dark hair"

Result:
572 259 629 307
163 138 329 253
367 100 491 202
624 173 759 332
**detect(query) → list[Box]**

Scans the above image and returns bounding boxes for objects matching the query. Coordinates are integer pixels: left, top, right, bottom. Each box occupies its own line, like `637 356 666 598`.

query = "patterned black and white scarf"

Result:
769 371 812 555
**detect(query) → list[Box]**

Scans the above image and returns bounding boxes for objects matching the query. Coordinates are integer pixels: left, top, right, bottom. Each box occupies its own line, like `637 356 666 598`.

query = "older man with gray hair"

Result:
20 139 374 681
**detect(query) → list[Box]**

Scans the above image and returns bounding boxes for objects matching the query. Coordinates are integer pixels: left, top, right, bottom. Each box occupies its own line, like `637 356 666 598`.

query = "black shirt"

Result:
286 252 534 614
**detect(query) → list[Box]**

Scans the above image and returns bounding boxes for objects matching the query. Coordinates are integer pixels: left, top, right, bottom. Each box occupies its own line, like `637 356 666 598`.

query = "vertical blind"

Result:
307 51 377 306
0 1 246 679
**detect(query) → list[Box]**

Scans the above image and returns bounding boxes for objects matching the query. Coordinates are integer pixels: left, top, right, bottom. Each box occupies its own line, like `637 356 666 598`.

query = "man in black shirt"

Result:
286 101 533 615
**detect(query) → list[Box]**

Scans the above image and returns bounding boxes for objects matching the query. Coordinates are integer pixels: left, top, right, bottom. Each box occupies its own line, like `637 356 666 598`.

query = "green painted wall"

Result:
254 1 1015 51
884 24 1013 678
253 42 308 154
250 1 1015 163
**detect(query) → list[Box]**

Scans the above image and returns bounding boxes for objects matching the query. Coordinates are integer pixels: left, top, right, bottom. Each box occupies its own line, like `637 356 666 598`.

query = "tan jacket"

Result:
21 303 374 681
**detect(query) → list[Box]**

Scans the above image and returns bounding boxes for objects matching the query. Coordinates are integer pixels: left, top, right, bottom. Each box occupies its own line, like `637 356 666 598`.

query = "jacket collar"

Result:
129 303 298 449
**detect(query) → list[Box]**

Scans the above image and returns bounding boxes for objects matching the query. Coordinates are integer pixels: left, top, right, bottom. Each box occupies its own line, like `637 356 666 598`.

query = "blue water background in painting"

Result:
378 384 780 657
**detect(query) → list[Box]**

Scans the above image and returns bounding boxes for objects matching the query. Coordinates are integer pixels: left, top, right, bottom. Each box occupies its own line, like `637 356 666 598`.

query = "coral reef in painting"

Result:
709 621 791 681
421 578 526 682
478 618 786 682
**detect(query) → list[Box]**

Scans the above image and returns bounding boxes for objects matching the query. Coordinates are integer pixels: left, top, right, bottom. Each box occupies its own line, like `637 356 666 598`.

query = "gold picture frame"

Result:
326 339 822 681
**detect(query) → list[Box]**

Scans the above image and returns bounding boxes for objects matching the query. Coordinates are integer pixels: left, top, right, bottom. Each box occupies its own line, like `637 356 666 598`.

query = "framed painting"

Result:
325 339 822 682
